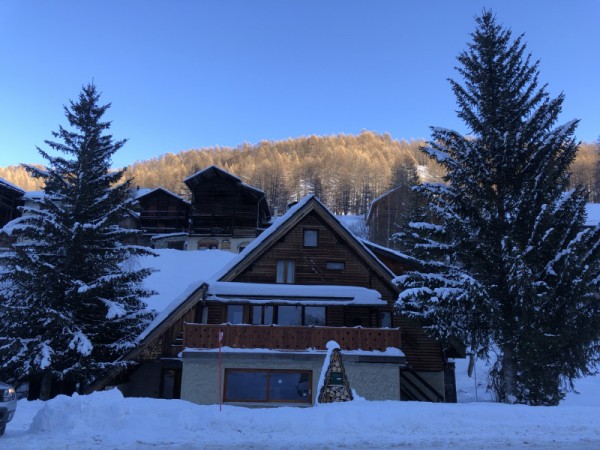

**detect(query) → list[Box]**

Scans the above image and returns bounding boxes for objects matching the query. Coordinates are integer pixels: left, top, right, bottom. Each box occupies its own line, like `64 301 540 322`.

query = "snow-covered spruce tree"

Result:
0 84 155 399
395 11 600 405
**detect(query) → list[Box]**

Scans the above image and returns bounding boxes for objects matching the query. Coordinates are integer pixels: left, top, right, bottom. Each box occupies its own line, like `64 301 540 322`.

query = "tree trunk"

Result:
39 371 53 401
502 344 516 403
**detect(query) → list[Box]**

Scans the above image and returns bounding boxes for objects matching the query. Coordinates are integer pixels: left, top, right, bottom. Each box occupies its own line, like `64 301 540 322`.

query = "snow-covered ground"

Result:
1 248 598 449
3 385 599 449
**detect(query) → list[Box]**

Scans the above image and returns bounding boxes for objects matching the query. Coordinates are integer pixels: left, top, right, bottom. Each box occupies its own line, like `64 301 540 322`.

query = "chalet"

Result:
133 188 191 249
93 195 460 405
366 185 408 248
184 165 271 253
0 178 24 229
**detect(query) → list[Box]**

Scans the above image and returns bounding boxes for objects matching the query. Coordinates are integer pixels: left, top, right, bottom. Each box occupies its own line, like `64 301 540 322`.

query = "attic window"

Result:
303 229 318 247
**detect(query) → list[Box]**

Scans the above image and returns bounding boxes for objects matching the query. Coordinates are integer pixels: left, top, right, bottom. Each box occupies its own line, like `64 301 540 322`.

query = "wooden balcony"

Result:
183 323 401 352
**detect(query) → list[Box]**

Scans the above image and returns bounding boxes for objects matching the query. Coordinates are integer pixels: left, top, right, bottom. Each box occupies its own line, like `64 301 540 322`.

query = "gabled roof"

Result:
183 164 241 185
213 195 397 287
366 184 405 223
183 165 266 198
134 187 190 204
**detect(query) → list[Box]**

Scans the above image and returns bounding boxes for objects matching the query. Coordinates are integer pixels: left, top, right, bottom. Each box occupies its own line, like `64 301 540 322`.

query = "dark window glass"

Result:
227 305 244 324
304 306 326 326
278 306 302 325
224 370 311 403
251 305 262 325
251 305 274 325
264 306 274 325
225 371 267 401
269 372 310 401
380 311 392 328
303 229 318 247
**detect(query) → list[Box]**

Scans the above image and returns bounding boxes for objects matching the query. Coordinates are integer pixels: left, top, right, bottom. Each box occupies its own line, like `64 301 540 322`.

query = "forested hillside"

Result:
1 132 597 215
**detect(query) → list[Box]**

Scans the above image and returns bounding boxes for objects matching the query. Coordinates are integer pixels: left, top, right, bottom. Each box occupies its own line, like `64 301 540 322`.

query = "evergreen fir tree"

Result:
0 84 155 399
395 11 600 405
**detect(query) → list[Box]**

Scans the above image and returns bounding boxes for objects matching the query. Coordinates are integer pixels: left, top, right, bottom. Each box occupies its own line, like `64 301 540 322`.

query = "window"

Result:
251 305 274 325
225 305 326 326
276 260 295 284
198 238 218 250
160 369 181 399
227 305 244 324
304 306 326 326
380 311 392 328
303 229 318 247
277 306 302 325
325 261 345 271
167 240 185 250
224 369 311 403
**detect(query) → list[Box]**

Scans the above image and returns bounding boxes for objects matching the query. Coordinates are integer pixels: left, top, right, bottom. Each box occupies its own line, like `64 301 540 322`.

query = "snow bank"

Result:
4 389 600 449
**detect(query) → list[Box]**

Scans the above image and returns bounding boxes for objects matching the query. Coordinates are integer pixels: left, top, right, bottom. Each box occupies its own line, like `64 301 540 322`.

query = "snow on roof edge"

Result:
134 187 190 204
207 281 386 305
136 280 206 342
183 164 241 183
0 177 25 194
183 346 405 357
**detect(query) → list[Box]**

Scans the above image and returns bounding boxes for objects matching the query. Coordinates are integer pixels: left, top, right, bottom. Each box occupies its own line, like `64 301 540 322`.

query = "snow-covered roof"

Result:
136 279 206 343
150 232 188 241
585 203 600 227
0 177 25 194
23 190 44 201
335 214 365 229
183 165 266 197
134 249 236 340
206 281 387 306
360 238 419 266
184 346 404 357
183 164 241 184
133 187 190 204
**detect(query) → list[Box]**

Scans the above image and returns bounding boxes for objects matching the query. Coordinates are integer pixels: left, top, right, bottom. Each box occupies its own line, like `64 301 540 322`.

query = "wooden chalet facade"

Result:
183 165 271 253
0 178 24 230
133 188 191 249
94 195 460 405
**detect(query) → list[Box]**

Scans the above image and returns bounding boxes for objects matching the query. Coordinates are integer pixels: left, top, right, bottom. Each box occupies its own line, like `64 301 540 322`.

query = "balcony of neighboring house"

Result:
179 323 401 356
139 210 189 235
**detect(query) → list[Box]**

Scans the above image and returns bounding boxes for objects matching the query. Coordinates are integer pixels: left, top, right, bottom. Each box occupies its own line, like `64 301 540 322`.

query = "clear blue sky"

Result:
1 1 598 168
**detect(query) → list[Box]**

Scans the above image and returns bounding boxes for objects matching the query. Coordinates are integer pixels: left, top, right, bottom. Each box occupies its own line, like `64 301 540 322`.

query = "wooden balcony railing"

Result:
183 323 401 352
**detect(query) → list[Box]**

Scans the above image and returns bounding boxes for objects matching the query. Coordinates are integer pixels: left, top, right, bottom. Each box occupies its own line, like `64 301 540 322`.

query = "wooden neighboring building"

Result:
184 165 271 253
93 195 461 404
133 188 191 249
367 185 410 249
0 178 24 229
